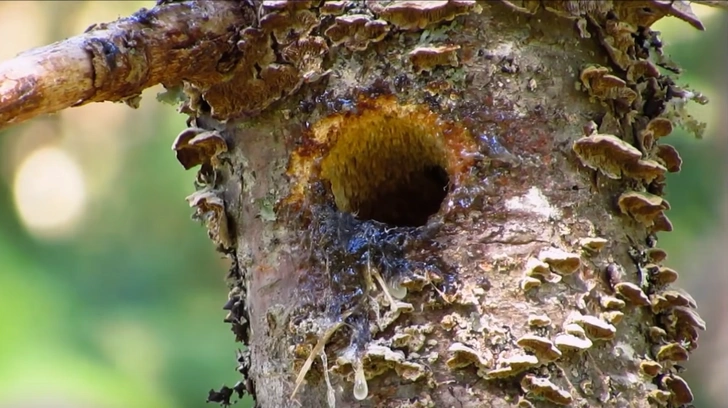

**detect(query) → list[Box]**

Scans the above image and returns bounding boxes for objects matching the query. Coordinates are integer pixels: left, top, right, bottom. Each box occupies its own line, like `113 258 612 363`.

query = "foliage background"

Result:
0 2 725 408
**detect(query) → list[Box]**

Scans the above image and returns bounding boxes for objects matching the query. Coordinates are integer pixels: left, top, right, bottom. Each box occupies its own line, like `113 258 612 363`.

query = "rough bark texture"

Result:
175 1 708 407
0 1 254 130
0 1 715 408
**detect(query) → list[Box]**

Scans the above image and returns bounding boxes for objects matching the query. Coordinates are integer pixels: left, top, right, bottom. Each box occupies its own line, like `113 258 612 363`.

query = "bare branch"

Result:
693 1 728 10
0 1 253 130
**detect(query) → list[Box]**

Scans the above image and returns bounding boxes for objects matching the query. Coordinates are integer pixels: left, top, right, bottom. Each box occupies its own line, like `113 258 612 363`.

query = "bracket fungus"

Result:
516 335 562 362
520 276 542 292
599 296 626 310
520 374 573 406
527 314 552 328
572 134 640 179
617 191 670 227
648 389 672 406
614 282 651 306
640 117 674 150
408 45 461 74
446 342 492 370
320 1 347 16
324 15 390 51
538 247 581 275
655 342 689 362
580 65 637 106
570 314 617 340
485 355 539 379
369 0 483 30
654 144 683 173
661 375 694 405
580 237 608 253
645 247 669 263
185 190 232 250
601 310 624 325
172 127 228 170
554 333 593 353
651 290 696 314
639 360 662 378
524 257 560 283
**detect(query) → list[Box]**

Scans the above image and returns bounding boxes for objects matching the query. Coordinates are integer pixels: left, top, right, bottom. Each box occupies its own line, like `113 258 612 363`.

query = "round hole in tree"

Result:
320 114 450 227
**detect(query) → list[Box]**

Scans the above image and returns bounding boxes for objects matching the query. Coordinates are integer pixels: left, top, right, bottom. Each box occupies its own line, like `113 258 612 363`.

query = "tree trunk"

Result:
1 1 714 407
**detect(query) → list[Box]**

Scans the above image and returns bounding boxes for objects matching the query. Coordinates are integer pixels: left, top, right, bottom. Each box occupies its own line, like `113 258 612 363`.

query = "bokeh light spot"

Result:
13 146 87 238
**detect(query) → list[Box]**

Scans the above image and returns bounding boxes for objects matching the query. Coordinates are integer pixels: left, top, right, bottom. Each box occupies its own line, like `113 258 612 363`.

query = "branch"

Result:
0 1 253 130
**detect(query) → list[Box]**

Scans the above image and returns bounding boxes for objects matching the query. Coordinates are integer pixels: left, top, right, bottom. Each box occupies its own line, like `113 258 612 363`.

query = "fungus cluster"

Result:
564 3 708 403
164 0 712 406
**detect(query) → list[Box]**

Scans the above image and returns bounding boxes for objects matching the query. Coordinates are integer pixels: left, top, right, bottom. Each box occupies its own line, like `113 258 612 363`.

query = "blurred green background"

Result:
0 2 725 408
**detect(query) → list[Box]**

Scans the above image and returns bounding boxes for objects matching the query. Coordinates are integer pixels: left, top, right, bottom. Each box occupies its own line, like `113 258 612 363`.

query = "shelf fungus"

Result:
485 355 539 379
617 191 670 228
172 127 228 170
648 389 672 406
651 212 674 233
580 237 608 254
391 324 434 353
599 295 626 310
600 310 624 325
564 323 586 337
324 15 390 51
334 344 428 395
537 247 581 275
639 360 662 378
446 342 493 371
651 290 696 314
645 248 669 263
259 1 319 46
408 45 460 74
651 267 677 286
520 374 573 406
527 314 552 328
626 60 660 83
524 257 560 283
580 65 637 106
649 326 668 343
654 144 683 173
573 133 666 182
516 335 562 362
520 276 543 292
640 117 674 151
320 1 346 16
570 314 617 340
655 342 689 362
613 282 650 306
554 333 593 353
368 0 482 31
661 375 694 405
185 190 232 250
667 306 706 333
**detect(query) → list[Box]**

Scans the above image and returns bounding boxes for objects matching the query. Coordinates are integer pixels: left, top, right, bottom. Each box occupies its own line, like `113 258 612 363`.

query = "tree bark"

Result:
1 1 717 408
0 1 254 130
186 1 710 407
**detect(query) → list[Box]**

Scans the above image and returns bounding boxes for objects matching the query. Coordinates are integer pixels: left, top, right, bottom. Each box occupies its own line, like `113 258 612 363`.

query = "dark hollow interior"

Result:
353 164 449 227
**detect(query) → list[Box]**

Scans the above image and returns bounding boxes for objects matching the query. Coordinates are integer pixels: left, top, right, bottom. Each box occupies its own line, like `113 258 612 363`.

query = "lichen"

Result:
163 0 715 405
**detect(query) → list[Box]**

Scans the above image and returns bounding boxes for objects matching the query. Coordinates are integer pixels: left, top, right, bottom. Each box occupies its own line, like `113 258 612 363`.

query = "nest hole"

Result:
321 114 450 227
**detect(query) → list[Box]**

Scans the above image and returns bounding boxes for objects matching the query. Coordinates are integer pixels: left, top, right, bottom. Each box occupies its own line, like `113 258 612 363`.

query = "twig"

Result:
0 1 252 130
